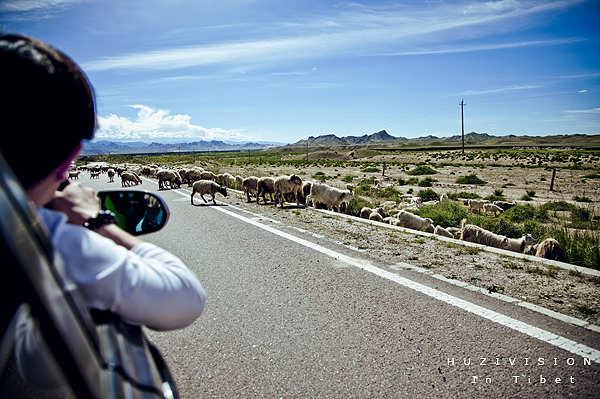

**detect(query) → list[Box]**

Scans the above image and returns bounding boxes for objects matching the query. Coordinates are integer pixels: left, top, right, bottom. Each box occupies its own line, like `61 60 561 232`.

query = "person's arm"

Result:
48 183 143 249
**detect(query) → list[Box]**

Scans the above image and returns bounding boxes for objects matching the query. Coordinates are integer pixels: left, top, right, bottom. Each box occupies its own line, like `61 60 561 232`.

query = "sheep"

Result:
274 174 303 208
439 193 449 203
467 199 489 214
446 227 461 239
300 181 313 206
459 219 536 253
483 203 504 217
434 225 454 238
199 171 217 182
90 171 100 179
68 170 80 180
107 168 115 183
140 165 156 177
191 180 227 205
120 171 142 187
187 168 204 187
360 207 373 219
177 168 190 185
533 238 562 260
156 169 181 190
308 182 354 212
369 210 383 222
257 177 275 204
242 176 259 202
396 210 434 233
493 201 516 211
235 175 243 190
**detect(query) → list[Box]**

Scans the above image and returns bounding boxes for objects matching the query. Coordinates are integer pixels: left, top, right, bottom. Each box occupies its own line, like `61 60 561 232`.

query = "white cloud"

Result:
564 107 600 114
375 38 583 56
96 105 252 141
0 0 80 12
460 84 542 96
83 0 582 72
578 89 589 93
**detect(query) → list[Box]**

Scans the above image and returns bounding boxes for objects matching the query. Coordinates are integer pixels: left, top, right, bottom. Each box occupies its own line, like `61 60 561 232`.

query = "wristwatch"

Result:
84 210 117 230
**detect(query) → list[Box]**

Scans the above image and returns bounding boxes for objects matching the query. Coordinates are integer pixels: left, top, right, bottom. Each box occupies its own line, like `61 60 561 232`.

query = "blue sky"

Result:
1 0 599 143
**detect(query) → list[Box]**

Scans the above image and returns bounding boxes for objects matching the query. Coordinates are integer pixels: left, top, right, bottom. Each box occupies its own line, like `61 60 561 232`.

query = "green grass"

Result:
573 195 592 203
342 175 358 183
447 191 481 200
521 194 533 201
406 165 439 175
361 167 380 173
415 202 468 228
575 305 598 316
417 188 439 202
526 266 558 278
583 173 600 179
456 174 487 185
418 177 437 187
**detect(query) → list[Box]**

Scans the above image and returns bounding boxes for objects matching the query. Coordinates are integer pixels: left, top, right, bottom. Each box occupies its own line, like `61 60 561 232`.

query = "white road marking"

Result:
145 177 600 363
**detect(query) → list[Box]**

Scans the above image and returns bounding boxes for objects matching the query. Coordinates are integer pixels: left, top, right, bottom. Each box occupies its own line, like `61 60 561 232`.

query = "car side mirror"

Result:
97 190 169 236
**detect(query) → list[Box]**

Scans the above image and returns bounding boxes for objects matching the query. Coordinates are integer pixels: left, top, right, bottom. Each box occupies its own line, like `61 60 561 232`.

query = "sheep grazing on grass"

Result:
274 174 303 208
396 210 435 233
360 207 373 219
467 199 489 214
121 171 142 187
68 170 80 180
525 238 563 260
257 177 275 204
242 176 259 202
107 168 115 182
439 193 449 203
217 173 236 189
434 225 454 238
459 219 536 253
156 169 181 190
483 203 503 217
191 180 227 205
308 182 353 212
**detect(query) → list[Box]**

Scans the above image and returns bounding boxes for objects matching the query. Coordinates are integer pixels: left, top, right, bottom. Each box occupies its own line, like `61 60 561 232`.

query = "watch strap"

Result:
84 210 117 230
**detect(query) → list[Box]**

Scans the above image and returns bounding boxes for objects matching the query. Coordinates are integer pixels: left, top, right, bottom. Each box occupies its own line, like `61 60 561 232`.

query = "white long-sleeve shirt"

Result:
14 207 206 388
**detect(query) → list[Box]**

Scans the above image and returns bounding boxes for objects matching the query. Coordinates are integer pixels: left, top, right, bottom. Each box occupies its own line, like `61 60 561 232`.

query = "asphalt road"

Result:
81 176 600 398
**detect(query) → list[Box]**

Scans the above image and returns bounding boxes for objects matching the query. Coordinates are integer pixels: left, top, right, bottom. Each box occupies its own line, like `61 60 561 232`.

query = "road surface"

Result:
82 176 600 398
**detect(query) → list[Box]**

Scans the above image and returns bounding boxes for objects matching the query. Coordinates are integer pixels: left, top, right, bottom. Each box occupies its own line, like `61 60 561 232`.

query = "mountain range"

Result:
82 140 281 155
81 131 600 155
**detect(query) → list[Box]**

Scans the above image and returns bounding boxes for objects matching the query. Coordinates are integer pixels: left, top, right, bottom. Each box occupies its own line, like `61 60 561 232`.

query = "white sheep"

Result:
534 238 562 260
257 177 275 204
308 182 353 212
242 176 259 202
483 203 503 217
191 180 228 205
121 171 142 187
459 219 536 253
199 171 217 182
274 174 303 207
156 169 181 190
395 210 435 233
235 175 243 190
360 207 373 219
467 199 489 214
434 225 454 238
299 181 313 206
107 168 115 183
369 211 383 222
439 193 449 203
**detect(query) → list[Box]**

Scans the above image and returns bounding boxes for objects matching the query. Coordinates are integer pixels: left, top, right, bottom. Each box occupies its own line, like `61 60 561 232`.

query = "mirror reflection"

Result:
97 191 169 236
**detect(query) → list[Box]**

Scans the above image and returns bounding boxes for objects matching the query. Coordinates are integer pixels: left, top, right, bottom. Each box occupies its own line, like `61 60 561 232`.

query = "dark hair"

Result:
0 34 96 188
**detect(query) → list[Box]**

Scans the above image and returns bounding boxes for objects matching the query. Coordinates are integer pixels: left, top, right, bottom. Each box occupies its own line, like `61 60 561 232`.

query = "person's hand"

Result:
49 183 101 225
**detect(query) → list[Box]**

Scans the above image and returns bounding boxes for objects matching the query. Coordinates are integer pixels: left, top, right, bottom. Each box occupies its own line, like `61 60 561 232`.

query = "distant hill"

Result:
287 131 600 149
82 140 279 155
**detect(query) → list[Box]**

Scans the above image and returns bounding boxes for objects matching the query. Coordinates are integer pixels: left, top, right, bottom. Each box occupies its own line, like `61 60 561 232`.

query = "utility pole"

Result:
460 99 466 155
306 139 309 161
